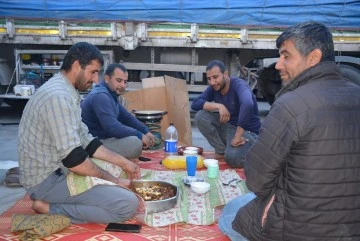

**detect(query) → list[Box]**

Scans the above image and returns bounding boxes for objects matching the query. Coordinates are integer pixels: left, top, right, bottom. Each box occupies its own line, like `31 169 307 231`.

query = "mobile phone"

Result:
139 156 151 162
105 223 141 233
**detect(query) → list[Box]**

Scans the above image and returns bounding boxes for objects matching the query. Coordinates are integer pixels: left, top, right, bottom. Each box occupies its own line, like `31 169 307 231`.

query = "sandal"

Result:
4 167 22 187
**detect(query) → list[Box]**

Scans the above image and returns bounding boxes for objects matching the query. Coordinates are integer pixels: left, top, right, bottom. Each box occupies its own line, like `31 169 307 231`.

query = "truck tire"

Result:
0 85 6 107
4 99 28 110
257 63 282 105
339 64 360 86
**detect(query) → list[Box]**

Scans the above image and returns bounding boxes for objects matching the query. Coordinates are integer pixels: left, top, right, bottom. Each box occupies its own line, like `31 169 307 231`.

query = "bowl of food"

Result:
203 159 219 167
190 181 210 194
131 180 178 213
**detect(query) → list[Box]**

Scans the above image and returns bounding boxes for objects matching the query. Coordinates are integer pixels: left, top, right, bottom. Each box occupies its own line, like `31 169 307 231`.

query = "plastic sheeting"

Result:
0 0 359 29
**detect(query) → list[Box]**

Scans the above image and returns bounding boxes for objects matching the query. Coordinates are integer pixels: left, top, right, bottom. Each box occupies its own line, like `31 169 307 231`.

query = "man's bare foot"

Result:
32 200 50 214
214 153 225 159
214 153 225 162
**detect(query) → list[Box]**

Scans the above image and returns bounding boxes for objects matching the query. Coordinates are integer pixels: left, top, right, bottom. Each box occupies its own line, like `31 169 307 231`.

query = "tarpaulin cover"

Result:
0 0 359 29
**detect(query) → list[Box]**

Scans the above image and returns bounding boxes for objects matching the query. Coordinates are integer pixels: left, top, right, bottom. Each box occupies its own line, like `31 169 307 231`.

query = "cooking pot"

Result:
132 110 167 123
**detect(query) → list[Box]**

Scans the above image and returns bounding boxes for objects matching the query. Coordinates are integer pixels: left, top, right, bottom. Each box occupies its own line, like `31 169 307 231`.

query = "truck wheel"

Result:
0 85 6 107
339 64 360 86
257 63 282 105
4 99 28 110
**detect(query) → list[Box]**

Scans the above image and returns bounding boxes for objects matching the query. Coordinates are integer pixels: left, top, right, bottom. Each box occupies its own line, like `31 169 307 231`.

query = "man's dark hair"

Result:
276 21 335 62
105 63 128 77
206 60 226 73
61 42 104 72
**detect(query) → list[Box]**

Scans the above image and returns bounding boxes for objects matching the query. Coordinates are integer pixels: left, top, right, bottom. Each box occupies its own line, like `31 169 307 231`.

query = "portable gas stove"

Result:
132 110 167 150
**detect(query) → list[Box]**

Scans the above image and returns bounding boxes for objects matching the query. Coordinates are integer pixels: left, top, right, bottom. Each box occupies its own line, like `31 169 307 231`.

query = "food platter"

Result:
131 180 178 213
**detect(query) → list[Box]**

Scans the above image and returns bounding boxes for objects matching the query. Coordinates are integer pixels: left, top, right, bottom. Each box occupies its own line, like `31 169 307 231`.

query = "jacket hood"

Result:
91 80 118 102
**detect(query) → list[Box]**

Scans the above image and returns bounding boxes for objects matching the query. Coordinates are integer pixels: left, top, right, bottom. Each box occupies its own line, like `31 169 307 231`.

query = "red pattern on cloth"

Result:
0 150 245 241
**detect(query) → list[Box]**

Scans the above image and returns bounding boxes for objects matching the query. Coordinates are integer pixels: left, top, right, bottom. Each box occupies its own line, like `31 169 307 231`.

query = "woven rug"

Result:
0 150 247 241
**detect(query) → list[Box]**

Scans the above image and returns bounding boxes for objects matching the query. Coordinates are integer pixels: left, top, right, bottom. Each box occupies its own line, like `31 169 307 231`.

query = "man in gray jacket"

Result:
219 21 360 240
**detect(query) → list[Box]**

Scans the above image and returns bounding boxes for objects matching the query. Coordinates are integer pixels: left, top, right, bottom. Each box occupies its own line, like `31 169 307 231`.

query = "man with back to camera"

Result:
191 59 261 168
218 21 360 240
81 63 155 159
18 42 140 224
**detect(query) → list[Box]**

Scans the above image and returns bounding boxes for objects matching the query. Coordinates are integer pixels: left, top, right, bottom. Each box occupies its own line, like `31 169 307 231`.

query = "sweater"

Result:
191 77 261 134
80 81 148 140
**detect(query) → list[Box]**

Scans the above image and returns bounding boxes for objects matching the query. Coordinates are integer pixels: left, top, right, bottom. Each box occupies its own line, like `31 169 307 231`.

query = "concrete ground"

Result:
0 100 270 215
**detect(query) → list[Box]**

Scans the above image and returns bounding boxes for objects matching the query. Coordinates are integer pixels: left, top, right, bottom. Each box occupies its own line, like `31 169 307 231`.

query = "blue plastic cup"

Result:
186 155 197 176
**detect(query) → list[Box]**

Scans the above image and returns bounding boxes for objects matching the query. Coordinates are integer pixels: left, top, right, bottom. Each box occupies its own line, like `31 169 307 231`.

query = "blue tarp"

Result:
0 0 359 29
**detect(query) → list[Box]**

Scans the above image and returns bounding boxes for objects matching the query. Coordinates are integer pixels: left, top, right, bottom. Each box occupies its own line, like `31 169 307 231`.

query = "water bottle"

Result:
164 123 178 156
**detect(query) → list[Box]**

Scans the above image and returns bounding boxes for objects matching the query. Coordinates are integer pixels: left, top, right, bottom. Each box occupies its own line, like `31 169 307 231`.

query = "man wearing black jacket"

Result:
219 21 360 241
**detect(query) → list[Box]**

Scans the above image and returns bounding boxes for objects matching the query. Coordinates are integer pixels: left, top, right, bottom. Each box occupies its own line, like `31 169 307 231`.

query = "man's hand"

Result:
115 178 132 188
142 132 155 149
231 126 248 146
203 102 230 123
218 104 230 123
121 159 141 180
231 136 248 146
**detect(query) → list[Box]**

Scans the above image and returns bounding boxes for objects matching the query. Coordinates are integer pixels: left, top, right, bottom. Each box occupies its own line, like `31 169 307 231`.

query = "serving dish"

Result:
178 146 203 155
182 175 204 187
191 181 210 194
131 180 178 213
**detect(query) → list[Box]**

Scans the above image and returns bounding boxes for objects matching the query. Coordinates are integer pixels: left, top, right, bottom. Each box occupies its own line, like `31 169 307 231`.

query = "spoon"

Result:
222 178 241 187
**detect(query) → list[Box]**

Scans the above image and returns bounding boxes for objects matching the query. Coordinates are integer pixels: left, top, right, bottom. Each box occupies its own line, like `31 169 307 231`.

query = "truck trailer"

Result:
0 0 359 107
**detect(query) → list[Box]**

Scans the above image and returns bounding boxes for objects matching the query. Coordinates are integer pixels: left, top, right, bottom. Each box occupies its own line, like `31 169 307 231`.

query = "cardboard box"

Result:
123 76 192 146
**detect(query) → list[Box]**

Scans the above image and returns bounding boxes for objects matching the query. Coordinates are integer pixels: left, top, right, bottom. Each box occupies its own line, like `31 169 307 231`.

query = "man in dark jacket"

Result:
81 64 155 159
219 21 360 240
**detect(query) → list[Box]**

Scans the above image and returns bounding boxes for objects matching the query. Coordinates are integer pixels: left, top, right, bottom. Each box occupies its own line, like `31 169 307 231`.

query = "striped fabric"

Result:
18 72 95 190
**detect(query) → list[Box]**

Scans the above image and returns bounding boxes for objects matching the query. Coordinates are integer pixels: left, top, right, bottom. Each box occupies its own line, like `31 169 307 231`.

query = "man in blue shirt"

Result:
81 63 155 159
191 60 260 167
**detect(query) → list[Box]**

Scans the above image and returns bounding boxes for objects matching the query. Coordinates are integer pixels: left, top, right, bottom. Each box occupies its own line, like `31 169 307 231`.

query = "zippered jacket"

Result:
233 61 360 241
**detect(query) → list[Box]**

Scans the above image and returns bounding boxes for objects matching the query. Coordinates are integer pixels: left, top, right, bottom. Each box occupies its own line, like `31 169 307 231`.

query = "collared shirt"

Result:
18 72 94 189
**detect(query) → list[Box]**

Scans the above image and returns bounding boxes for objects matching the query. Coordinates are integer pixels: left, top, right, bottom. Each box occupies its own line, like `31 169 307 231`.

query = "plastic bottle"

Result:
164 123 178 155
164 123 178 156
207 163 219 178
161 155 204 169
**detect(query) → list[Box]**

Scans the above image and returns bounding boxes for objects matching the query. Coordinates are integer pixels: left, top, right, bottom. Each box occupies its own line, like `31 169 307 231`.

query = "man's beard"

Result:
281 78 294 88
217 79 226 92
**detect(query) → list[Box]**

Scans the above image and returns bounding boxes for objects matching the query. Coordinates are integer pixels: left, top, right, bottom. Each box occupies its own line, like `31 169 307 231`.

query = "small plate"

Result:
182 176 204 187
178 146 203 155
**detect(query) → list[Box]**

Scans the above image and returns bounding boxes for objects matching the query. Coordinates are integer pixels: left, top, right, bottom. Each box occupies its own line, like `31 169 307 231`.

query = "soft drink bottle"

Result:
164 123 178 156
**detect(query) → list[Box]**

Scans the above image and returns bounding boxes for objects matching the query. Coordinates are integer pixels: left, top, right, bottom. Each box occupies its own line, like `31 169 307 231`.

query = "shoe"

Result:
4 167 22 187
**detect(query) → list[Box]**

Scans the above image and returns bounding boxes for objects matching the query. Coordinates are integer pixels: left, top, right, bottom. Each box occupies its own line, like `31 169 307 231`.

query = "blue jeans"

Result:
195 110 257 167
218 192 256 241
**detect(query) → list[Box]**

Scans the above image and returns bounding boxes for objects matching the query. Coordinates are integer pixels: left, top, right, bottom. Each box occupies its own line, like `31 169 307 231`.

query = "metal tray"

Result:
132 180 178 213
131 110 167 116
131 110 167 123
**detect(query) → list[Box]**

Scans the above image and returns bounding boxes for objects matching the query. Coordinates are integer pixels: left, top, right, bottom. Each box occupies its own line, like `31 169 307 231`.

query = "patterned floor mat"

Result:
0 150 246 241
